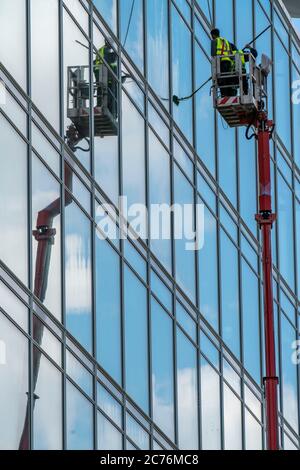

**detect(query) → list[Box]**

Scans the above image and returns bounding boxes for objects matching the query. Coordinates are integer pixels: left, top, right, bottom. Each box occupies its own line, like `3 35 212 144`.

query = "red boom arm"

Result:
255 113 279 450
18 163 73 450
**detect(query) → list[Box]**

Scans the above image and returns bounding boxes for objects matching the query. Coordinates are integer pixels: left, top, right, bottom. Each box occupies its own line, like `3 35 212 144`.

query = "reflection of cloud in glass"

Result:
66 381 93 450
177 367 198 449
0 115 28 284
34 354 62 449
201 363 264 450
147 0 169 98
282 382 298 432
0 315 28 450
65 234 91 313
94 0 117 33
152 374 174 440
121 0 144 70
31 0 59 130
98 413 122 450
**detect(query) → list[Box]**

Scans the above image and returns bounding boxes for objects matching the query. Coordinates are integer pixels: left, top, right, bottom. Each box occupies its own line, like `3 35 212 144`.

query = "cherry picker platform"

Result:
67 65 118 142
212 52 269 127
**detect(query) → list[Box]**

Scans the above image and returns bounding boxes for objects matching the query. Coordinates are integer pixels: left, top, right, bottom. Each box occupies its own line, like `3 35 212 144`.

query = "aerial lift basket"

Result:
212 53 268 127
67 65 118 138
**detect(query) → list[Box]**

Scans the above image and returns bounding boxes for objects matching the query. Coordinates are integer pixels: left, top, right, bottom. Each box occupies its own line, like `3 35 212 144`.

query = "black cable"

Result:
243 24 271 49
123 0 136 48
173 76 212 106
245 121 256 140
73 138 91 152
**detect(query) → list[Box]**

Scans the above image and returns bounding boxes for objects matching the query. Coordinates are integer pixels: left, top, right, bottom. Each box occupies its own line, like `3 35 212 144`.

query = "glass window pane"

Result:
151 299 175 441
66 350 93 397
66 380 93 449
177 328 198 449
174 166 196 302
198 205 219 331
274 37 291 154
33 351 62 450
31 0 59 130
223 384 242 450
245 411 262 450
0 0 27 89
96 239 122 384
120 0 144 72
0 282 28 331
126 413 149 450
65 203 92 353
0 314 28 450
32 155 62 320
124 267 149 413
220 230 240 358
94 0 117 33
149 130 172 270
242 262 261 383
0 114 28 284
122 94 146 235
97 383 122 428
146 0 169 105
201 359 221 450
281 316 299 431
98 411 123 450
171 4 193 142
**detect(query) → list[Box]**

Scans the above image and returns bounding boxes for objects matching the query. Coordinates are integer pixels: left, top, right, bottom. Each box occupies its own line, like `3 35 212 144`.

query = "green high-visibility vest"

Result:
215 37 232 62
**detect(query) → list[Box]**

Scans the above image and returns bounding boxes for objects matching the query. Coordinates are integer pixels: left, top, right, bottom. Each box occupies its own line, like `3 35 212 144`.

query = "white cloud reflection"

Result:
65 234 91 313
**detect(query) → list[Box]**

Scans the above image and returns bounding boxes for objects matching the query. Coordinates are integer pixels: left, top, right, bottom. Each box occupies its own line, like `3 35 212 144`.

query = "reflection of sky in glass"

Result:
94 0 117 33
120 0 144 72
124 266 149 413
96 239 122 384
66 381 93 450
171 4 193 142
293 19 300 36
146 0 169 101
151 299 174 440
65 203 92 353
98 412 122 450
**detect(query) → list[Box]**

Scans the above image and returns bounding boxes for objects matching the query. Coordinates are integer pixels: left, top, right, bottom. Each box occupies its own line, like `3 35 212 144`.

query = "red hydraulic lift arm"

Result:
254 113 279 450
18 163 73 450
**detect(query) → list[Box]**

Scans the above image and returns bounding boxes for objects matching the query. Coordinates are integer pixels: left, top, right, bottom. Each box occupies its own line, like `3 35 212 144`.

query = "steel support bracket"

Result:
255 213 276 228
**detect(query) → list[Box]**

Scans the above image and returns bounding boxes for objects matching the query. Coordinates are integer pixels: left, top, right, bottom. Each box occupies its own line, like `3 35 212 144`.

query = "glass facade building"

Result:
0 0 300 450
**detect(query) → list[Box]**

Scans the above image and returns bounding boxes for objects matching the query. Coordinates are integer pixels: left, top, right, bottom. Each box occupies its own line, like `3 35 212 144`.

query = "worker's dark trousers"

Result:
219 61 235 97
94 68 118 115
108 79 118 118
243 76 249 95
94 69 102 107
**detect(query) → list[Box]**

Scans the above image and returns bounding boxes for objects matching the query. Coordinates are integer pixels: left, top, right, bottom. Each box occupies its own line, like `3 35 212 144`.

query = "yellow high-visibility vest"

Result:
216 37 232 62
95 46 117 70
94 46 105 68
232 49 246 68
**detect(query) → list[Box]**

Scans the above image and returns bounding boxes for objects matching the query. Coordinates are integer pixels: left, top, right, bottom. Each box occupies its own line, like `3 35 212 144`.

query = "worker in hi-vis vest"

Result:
211 28 234 97
94 38 118 115
231 43 258 95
